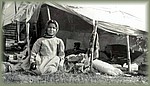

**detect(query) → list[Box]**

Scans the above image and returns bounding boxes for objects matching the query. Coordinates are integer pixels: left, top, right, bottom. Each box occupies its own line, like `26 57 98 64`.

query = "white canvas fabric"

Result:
93 59 123 76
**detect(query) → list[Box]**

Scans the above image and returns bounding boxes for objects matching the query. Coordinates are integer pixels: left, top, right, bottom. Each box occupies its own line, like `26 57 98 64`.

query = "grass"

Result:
2 70 148 84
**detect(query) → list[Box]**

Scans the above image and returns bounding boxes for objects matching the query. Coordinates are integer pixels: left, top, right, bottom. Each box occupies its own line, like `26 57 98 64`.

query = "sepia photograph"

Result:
1 0 149 85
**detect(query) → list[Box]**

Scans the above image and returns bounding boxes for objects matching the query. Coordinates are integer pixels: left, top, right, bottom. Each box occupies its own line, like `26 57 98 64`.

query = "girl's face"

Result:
46 23 57 36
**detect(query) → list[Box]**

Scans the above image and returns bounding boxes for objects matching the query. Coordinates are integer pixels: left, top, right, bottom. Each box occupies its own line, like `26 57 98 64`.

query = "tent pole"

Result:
26 7 30 58
14 2 17 14
26 22 30 57
17 21 20 42
89 20 98 72
126 35 131 72
47 6 51 20
14 1 20 42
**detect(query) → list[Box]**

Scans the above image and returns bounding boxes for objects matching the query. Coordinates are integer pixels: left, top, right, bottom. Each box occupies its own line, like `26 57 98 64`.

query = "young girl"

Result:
30 20 65 75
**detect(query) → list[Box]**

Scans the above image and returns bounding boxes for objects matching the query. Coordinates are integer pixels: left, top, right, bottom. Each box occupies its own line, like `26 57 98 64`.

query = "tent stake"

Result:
126 35 131 72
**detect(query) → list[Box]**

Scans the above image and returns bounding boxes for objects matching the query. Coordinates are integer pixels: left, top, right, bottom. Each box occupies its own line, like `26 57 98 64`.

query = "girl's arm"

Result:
58 39 65 69
30 38 42 63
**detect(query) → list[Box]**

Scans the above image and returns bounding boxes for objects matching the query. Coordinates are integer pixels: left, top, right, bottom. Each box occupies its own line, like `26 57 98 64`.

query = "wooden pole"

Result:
26 22 30 57
17 21 20 42
14 1 20 42
26 8 30 57
47 6 51 20
126 35 131 72
14 2 17 14
89 20 98 72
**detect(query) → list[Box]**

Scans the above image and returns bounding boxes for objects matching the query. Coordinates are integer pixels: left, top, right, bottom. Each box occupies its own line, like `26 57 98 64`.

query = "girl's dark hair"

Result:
45 20 59 31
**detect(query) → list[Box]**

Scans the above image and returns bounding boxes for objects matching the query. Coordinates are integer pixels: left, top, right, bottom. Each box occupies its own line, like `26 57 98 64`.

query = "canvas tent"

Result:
2 1 147 61
2 1 148 50
28 2 147 49
2 1 148 72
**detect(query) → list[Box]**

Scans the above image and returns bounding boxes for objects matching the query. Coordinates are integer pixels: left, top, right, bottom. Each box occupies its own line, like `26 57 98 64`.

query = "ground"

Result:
2 50 148 84
2 71 148 84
